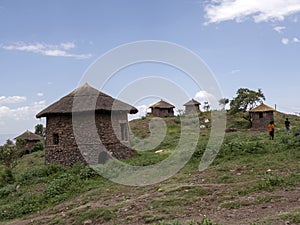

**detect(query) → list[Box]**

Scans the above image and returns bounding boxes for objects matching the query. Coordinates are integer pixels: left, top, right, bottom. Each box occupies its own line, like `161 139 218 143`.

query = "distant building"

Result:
14 130 43 154
250 103 275 131
36 83 138 166
183 99 201 114
149 100 175 117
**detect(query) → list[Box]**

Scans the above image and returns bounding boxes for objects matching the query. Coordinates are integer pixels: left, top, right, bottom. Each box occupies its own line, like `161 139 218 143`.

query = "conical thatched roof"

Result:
15 130 43 141
183 99 201 106
36 83 138 118
250 103 275 112
149 100 175 109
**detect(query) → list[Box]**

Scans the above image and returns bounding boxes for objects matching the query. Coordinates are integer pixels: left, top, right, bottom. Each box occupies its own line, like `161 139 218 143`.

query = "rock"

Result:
155 149 164 154
225 128 237 133
84 220 92 225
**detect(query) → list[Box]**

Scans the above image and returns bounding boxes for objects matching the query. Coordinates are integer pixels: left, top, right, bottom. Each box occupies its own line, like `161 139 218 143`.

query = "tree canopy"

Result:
230 88 265 114
0 140 19 169
35 124 45 138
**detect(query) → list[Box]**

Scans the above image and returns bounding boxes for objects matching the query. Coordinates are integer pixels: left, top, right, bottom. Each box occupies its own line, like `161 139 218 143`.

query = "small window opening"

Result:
120 123 128 141
53 133 59 145
259 112 263 118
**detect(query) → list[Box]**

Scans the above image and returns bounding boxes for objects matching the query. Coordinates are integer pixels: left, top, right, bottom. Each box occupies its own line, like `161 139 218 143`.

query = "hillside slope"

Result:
1 112 300 225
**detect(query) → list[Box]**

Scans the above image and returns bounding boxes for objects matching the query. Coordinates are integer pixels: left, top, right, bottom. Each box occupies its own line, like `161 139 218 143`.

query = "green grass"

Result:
1 111 300 224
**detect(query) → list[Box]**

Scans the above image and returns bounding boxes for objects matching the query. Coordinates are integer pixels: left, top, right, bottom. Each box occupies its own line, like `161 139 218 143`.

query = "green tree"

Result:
0 140 20 169
35 124 45 138
16 138 26 156
219 98 229 109
230 88 265 114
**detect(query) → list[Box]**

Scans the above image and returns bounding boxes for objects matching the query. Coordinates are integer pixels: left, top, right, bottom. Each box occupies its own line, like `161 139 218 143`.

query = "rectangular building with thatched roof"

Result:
250 103 275 131
36 83 138 166
149 100 175 117
183 99 201 114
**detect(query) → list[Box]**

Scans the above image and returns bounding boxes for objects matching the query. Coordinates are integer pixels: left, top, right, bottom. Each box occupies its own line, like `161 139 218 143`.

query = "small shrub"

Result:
256 173 284 191
0 184 16 198
79 166 99 180
30 141 44 153
0 142 20 169
18 164 65 184
43 173 75 201
0 168 15 187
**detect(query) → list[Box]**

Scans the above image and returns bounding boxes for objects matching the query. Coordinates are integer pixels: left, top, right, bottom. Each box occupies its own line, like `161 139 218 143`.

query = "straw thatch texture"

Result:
36 83 137 118
250 103 275 112
14 130 43 141
183 99 201 106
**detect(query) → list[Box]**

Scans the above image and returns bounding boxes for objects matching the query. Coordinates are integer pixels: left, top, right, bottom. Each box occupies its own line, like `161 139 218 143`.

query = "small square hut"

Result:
149 100 175 117
250 103 275 131
183 99 201 114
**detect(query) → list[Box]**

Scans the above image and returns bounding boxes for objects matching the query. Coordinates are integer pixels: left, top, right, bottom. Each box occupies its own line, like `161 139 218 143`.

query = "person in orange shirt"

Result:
268 121 275 140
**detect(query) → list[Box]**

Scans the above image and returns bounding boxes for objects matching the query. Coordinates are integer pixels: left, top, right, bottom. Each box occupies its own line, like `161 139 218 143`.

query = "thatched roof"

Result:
36 83 138 118
15 130 43 141
183 99 201 106
250 103 275 112
149 100 175 109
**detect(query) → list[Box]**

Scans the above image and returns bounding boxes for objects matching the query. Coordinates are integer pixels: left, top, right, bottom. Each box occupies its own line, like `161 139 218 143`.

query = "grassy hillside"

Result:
1 111 300 225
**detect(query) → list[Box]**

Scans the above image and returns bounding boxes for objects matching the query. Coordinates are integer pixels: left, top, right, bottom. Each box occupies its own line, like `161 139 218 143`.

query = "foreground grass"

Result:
0 113 300 224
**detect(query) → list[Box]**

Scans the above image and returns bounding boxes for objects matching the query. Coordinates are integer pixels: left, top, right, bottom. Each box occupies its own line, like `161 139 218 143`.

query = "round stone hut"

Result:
36 83 138 166
250 103 276 131
14 130 43 154
149 100 175 117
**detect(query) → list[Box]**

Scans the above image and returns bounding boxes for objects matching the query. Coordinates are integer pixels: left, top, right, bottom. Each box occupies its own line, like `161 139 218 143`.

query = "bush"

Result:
17 164 65 184
0 184 16 198
0 142 20 169
79 166 99 180
43 173 78 203
0 168 15 187
30 141 44 153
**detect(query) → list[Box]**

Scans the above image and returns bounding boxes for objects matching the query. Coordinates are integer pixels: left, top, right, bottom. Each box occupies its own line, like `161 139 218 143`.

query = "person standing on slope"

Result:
268 121 275 140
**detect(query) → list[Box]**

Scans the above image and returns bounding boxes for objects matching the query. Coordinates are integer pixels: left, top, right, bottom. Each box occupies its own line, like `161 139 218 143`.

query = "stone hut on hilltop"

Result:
149 100 175 117
36 83 138 166
183 99 201 114
250 103 275 131
14 130 43 154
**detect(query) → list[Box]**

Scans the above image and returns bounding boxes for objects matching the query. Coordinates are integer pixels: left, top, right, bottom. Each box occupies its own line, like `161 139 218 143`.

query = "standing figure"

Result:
268 121 275 140
285 118 290 134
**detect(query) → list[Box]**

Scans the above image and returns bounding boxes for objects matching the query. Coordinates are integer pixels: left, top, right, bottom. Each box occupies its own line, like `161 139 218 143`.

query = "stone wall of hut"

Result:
185 105 200 114
24 140 39 154
45 112 136 166
251 111 274 131
152 108 174 117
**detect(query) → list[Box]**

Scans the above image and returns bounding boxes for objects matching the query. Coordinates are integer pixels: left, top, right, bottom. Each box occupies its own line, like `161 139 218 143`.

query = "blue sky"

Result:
1 0 300 141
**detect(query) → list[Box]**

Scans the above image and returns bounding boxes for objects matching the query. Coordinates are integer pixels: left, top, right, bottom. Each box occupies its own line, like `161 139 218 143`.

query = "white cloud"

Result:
37 93 44 97
1 41 92 59
230 69 240 74
195 90 215 100
0 100 46 134
273 26 286 33
0 96 27 104
204 0 300 24
281 37 290 44
293 37 300 42
60 42 75 50
128 105 148 121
